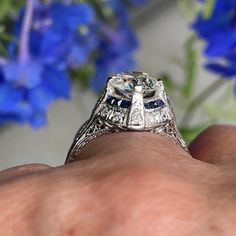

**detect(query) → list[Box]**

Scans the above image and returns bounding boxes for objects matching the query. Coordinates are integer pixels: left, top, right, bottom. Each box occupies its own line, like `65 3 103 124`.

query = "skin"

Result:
0 125 236 235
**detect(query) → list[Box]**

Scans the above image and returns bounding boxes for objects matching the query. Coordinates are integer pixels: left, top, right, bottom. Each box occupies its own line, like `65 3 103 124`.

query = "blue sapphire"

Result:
155 99 165 107
145 101 155 109
144 102 152 109
144 99 165 109
106 96 117 105
106 96 131 108
120 100 131 108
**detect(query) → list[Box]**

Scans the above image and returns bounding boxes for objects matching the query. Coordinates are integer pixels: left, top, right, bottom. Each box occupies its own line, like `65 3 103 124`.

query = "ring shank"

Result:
65 117 188 164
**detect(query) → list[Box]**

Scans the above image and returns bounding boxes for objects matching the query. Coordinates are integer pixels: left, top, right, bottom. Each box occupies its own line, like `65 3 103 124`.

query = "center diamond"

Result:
104 71 168 130
109 71 159 93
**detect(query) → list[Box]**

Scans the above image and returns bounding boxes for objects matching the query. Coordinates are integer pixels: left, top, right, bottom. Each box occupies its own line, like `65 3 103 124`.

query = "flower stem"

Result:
180 78 227 127
19 0 34 63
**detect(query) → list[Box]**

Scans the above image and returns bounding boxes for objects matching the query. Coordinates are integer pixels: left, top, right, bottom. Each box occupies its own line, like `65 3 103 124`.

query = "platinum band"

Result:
66 72 188 164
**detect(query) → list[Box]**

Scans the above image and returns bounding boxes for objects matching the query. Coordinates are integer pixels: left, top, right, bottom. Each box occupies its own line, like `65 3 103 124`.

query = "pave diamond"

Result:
129 109 143 126
100 107 109 118
112 112 124 123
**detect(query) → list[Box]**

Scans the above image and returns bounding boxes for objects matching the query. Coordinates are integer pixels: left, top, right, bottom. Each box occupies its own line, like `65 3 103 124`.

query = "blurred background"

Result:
0 0 235 169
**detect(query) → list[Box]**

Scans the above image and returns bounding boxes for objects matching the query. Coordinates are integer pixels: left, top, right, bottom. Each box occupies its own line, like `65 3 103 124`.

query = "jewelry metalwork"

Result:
65 71 188 164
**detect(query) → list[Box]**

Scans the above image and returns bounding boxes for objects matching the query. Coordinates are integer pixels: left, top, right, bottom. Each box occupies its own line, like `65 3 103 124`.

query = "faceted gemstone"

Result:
120 100 131 108
114 73 124 84
106 96 117 105
123 80 135 91
112 112 123 123
109 72 159 93
145 75 158 88
144 102 152 109
100 107 109 117
106 95 131 108
156 99 165 107
159 110 170 123
129 109 143 126
144 99 165 109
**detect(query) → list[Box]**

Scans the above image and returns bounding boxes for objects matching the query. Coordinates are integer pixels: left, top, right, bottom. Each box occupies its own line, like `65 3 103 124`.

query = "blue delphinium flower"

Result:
90 0 142 91
91 24 138 91
0 0 94 127
192 0 236 94
0 0 145 127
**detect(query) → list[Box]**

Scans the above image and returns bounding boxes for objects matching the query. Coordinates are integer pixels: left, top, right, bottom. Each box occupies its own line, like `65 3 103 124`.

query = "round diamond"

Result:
112 112 123 123
109 72 159 93
114 73 124 84
123 80 135 91
100 107 109 117
145 75 158 88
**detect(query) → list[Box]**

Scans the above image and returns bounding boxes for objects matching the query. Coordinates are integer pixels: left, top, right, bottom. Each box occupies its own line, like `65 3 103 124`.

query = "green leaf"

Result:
182 35 197 99
0 0 25 22
203 82 236 122
180 123 210 144
204 0 216 19
0 30 13 41
0 41 7 56
224 109 236 120
203 103 220 118
70 64 94 88
0 0 11 22
160 73 176 91
177 0 199 19
171 56 185 69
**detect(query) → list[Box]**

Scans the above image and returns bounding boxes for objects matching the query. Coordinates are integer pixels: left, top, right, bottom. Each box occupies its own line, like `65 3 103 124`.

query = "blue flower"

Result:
192 0 236 96
104 0 147 24
8 2 95 68
50 3 94 32
0 1 94 127
0 64 70 127
90 0 146 91
2 61 43 88
129 0 147 4
31 2 95 68
0 0 145 127
90 24 139 91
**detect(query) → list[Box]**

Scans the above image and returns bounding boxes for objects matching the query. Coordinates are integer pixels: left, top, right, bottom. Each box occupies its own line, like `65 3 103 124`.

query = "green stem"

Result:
180 78 227 127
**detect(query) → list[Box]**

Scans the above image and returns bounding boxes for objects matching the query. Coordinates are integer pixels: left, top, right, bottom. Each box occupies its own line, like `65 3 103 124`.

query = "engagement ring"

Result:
65 71 188 164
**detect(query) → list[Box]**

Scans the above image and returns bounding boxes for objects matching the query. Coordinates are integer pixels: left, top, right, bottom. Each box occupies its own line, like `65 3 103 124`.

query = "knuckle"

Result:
77 164 211 235
200 125 236 137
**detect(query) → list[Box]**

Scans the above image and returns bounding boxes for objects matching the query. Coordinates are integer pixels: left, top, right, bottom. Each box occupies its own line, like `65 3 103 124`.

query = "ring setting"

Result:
65 71 188 164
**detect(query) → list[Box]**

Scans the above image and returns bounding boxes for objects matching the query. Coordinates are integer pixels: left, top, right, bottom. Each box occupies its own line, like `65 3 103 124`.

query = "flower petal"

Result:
51 3 94 32
42 67 71 99
2 61 43 88
205 63 236 77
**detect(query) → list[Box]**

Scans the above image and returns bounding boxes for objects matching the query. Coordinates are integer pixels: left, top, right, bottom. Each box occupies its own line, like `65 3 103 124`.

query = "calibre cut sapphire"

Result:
120 100 131 108
106 96 116 105
106 96 131 108
156 99 165 107
144 99 165 109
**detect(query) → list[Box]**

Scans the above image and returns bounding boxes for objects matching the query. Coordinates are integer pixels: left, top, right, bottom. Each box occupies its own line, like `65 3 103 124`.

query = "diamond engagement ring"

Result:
65 71 188 164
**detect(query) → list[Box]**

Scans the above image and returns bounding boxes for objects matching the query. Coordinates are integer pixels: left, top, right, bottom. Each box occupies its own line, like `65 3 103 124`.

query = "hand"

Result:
1 125 236 236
